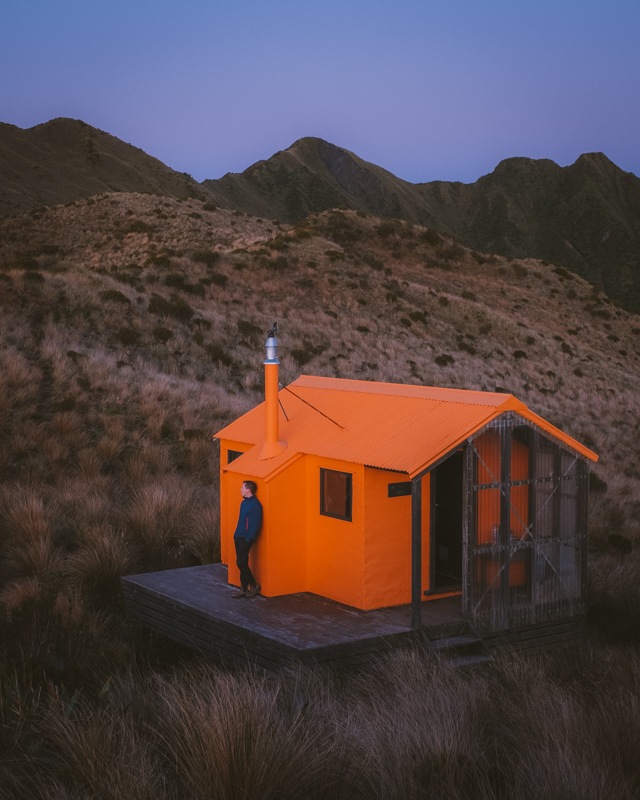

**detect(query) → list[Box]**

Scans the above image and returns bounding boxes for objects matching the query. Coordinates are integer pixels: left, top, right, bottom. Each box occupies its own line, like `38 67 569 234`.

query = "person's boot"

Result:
231 587 247 598
246 583 261 598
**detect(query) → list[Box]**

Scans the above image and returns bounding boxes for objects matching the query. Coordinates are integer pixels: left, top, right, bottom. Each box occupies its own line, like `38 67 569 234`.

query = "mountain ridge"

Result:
2 119 640 309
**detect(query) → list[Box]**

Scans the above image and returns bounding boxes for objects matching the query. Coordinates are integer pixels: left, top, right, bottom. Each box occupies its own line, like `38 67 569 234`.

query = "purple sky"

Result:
2 0 639 183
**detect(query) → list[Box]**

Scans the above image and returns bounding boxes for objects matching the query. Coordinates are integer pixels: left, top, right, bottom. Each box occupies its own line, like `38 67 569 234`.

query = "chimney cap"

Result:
264 322 279 365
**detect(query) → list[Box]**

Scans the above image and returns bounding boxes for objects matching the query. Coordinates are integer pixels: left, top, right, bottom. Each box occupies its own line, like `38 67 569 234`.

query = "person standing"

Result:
232 480 262 598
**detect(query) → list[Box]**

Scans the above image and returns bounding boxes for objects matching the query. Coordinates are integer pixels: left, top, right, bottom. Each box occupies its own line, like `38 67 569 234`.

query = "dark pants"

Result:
234 537 256 590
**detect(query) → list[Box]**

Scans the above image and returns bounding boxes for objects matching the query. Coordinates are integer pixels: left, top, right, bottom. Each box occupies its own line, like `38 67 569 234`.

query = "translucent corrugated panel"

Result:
466 413 587 632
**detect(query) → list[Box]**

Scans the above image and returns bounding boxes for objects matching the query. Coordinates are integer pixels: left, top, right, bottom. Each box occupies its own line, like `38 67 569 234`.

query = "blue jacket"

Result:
234 495 262 543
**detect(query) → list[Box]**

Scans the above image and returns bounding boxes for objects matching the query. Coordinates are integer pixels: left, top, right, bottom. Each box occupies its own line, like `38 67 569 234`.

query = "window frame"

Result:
227 449 244 464
320 468 353 522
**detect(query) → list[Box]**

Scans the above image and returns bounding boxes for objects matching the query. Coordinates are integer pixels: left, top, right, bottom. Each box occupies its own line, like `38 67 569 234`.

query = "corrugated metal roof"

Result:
215 376 598 480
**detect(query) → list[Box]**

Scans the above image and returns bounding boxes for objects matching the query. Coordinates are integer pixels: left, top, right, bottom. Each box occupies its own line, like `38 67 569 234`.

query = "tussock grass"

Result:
1 647 639 798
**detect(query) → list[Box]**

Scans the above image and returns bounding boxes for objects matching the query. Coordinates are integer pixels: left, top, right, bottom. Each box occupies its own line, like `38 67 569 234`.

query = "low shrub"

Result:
192 249 220 265
123 220 155 234
375 221 397 238
117 327 140 346
148 294 194 320
146 254 171 269
100 290 131 305
512 263 528 278
291 349 312 366
237 320 262 337
420 229 442 247
22 270 45 284
458 341 476 355
153 326 173 343
209 272 228 287
439 243 465 262
435 354 454 366
163 274 205 297
206 343 233 366
266 256 289 271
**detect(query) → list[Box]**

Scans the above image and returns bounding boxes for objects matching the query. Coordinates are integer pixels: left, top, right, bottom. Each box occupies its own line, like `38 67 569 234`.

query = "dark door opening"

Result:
432 450 463 592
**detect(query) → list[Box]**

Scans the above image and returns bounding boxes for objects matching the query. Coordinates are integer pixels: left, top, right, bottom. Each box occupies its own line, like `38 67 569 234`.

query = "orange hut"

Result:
214 333 597 633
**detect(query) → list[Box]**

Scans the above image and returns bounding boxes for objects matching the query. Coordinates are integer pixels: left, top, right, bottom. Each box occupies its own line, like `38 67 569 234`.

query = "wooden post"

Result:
500 420 512 628
578 460 589 610
411 476 422 629
462 443 472 620
529 429 538 624
429 470 436 595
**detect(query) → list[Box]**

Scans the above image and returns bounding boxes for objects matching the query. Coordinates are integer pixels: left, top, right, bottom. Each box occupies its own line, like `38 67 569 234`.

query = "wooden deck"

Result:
122 564 586 669
122 563 464 670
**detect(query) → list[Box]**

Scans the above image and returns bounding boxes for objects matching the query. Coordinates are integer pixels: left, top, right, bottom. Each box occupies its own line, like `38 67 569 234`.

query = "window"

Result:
320 469 353 521
227 449 244 464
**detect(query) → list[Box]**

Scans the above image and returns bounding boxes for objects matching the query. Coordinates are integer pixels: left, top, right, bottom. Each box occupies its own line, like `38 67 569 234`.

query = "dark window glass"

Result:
227 450 244 464
320 469 352 521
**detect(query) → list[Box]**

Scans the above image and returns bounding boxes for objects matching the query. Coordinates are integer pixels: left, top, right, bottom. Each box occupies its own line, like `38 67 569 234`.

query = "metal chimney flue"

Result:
258 323 287 460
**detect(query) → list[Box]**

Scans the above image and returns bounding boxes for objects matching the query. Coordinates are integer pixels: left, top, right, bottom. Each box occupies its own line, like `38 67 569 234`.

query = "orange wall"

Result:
264 457 307 596
305 455 365 608
363 469 430 610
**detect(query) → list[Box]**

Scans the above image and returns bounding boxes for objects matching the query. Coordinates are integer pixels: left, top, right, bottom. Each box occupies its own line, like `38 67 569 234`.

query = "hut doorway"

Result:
432 450 464 592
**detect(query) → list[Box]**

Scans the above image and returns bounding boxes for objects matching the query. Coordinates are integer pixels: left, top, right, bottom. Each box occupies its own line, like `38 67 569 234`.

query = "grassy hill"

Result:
0 195 639 797
0 118 221 216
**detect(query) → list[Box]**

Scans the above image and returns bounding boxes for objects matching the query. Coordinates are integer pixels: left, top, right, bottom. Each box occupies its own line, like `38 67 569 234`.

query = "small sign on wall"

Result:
388 481 412 498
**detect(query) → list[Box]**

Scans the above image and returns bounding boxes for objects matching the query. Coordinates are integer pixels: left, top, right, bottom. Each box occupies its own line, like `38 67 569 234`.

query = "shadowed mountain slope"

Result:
207 140 640 310
204 137 451 230
416 152 640 309
0 118 221 216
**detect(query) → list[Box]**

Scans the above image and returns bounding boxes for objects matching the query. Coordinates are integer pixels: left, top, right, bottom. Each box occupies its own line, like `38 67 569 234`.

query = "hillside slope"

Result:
0 196 639 797
207 139 640 310
0 118 221 216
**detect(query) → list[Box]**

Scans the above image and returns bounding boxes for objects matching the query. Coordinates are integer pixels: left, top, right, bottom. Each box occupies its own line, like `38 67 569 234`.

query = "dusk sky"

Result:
2 0 639 184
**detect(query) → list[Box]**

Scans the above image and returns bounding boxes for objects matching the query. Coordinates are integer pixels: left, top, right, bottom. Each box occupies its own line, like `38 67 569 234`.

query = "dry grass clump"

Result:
120 476 204 569
66 526 136 610
2 646 639 798
151 667 347 800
